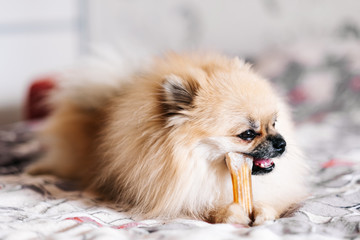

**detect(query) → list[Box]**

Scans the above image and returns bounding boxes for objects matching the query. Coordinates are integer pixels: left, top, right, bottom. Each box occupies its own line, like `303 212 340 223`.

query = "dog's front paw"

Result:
252 203 278 226
211 203 251 225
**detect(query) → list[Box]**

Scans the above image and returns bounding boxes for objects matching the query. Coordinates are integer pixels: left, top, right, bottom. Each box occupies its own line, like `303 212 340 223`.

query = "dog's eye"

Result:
237 130 257 141
272 122 276 127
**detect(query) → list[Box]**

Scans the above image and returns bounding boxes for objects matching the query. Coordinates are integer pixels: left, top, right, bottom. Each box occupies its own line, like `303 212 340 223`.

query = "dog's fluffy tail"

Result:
51 46 150 110
27 46 150 179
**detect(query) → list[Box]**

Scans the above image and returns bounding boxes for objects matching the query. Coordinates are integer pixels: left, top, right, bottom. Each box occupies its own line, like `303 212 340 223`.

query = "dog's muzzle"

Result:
249 134 286 175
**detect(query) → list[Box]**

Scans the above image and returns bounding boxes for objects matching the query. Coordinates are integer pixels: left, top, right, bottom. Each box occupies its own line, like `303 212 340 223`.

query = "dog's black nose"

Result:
269 135 286 154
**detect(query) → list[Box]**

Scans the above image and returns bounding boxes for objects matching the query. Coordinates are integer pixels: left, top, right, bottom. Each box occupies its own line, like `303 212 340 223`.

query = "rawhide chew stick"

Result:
225 152 254 217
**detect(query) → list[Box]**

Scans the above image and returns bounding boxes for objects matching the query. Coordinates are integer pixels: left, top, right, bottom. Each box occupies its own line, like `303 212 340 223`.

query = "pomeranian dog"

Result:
27 53 308 225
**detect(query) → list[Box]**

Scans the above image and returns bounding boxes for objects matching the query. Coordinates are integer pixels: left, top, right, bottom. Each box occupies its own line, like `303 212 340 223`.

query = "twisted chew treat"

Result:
225 152 254 218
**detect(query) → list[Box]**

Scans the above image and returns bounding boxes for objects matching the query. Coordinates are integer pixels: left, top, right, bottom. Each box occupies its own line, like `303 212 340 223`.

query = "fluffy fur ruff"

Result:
27 53 308 225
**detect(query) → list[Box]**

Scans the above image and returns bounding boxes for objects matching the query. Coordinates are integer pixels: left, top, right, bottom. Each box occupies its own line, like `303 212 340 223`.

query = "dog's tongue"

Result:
253 158 273 168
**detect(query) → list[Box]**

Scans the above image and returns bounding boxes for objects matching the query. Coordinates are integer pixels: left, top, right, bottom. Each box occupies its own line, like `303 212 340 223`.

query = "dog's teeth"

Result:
260 163 265 168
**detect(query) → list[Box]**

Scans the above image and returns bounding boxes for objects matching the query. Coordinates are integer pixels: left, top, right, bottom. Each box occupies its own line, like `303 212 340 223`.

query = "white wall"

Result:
0 0 82 124
86 0 360 56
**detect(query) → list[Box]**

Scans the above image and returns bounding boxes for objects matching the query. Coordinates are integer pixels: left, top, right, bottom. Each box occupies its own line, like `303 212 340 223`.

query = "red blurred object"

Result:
350 76 360 92
321 159 355 168
24 76 57 120
288 87 308 105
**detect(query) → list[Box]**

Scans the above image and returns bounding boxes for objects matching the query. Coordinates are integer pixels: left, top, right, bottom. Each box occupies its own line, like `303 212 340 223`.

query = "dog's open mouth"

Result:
252 158 275 175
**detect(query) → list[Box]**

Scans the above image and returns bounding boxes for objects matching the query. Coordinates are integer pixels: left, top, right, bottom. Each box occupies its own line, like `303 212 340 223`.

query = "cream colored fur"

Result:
27 53 308 225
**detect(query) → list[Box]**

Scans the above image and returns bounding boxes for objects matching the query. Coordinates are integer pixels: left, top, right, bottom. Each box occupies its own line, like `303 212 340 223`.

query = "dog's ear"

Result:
160 74 198 126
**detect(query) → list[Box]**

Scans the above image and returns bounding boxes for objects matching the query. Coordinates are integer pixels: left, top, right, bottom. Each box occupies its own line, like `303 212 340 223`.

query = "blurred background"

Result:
1 2 360 236
1 0 360 125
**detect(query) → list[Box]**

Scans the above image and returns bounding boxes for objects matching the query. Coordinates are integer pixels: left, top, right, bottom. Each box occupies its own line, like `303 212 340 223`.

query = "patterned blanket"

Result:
1 40 360 239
